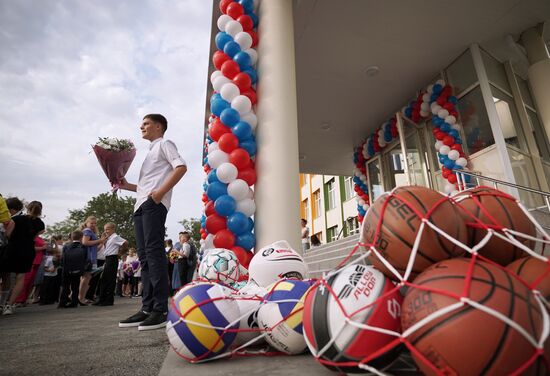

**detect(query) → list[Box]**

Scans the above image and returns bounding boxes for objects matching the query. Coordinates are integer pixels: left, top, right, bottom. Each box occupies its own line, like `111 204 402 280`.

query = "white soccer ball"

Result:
198 248 240 284
248 240 308 288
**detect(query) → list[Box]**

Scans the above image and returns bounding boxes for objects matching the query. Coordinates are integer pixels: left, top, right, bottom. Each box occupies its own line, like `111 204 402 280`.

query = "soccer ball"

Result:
198 248 240 284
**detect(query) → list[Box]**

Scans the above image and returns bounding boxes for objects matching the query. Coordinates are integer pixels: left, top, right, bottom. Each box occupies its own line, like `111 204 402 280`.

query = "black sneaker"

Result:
119 311 149 328
138 311 167 331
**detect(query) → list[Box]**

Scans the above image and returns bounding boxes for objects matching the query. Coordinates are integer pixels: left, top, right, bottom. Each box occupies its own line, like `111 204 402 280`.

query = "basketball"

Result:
303 264 403 373
257 279 315 354
166 282 240 362
361 185 467 281
507 257 550 301
402 258 547 375
454 187 536 265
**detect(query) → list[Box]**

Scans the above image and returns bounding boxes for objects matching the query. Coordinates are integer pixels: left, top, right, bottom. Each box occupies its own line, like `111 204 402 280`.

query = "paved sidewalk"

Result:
0 298 168 376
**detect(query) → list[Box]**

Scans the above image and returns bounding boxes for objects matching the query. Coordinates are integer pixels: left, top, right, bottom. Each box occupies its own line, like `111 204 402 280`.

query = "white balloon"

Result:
217 162 239 183
444 182 456 195
217 15 233 31
427 84 434 94
358 199 365 206
422 93 431 102
234 32 253 50
240 111 257 129
244 48 257 65
451 123 462 131
220 83 240 102
210 70 223 84
444 115 456 125
437 109 450 119
434 141 443 150
362 204 368 211
448 150 460 161
208 141 219 154
455 157 468 167
420 110 429 117
401 106 408 115
205 234 214 249
436 79 446 86
208 149 229 169
231 95 252 115
225 20 243 37
439 145 450 155
227 179 249 201
213 75 231 92
236 198 256 217
431 103 441 114
378 138 386 148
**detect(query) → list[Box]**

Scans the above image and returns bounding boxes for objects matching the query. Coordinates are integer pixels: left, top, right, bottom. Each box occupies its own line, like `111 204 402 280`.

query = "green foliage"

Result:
178 218 201 244
47 193 136 246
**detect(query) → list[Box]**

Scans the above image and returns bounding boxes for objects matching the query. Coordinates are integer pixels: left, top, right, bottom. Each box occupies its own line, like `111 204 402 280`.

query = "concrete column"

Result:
521 24 550 145
255 0 302 251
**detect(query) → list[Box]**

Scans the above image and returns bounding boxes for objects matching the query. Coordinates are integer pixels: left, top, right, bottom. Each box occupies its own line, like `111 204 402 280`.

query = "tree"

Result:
178 218 201 244
47 193 136 246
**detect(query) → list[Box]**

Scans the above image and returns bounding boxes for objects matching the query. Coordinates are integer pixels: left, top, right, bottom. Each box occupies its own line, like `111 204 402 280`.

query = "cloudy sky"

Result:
0 0 213 241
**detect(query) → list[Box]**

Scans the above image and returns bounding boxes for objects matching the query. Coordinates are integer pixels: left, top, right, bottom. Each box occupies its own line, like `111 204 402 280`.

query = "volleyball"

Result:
257 279 315 354
166 282 240 362
303 264 403 373
198 248 240 284
233 294 264 346
248 240 308 288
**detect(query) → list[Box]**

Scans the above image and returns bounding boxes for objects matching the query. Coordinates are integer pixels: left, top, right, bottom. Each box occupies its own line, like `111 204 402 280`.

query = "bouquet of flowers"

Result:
92 137 136 192
168 250 179 264
123 262 134 277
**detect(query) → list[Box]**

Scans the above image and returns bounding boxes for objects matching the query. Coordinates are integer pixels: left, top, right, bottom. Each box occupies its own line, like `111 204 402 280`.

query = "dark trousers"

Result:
134 198 168 313
86 259 105 300
178 258 189 287
39 276 58 304
98 255 118 304
187 262 196 283
59 273 81 306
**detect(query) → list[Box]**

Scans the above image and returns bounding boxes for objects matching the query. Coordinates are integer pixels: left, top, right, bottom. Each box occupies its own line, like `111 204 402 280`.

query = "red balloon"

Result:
226 2 244 19
221 60 240 79
443 136 455 146
451 144 463 153
241 88 257 105
229 148 250 170
233 72 251 91
447 173 458 184
219 0 233 14
218 133 239 153
201 232 207 240
237 15 253 31
209 119 231 141
214 229 235 249
238 167 257 186
205 200 216 216
205 214 227 235
213 51 230 70
202 193 208 203
436 96 446 106
449 110 459 118
442 170 450 178
231 246 253 269
248 30 258 47
435 131 445 141
443 102 455 111
432 127 439 135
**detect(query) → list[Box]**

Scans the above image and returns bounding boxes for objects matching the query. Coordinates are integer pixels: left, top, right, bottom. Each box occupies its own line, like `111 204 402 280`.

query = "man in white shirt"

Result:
93 222 127 306
301 219 310 252
118 114 187 331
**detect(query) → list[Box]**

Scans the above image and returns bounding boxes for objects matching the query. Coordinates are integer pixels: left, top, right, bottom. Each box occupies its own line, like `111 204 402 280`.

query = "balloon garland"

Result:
353 79 471 223
200 0 259 267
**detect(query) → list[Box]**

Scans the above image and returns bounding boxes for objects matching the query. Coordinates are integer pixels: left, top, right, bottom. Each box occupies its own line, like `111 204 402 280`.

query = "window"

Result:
527 109 550 162
326 179 337 210
327 226 338 243
346 217 359 236
313 190 321 218
301 198 309 221
492 86 525 150
344 176 354 201
481 50 511 92
446 50 478 95
457 86 493 155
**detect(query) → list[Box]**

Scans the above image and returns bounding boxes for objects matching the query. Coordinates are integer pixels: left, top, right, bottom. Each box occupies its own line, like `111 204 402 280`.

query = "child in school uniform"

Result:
58 230 87 308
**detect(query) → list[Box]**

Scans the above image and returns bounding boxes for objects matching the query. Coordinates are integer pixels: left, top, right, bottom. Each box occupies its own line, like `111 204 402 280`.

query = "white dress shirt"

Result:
135 137 186 212
178 242 190 259
103 233 126 257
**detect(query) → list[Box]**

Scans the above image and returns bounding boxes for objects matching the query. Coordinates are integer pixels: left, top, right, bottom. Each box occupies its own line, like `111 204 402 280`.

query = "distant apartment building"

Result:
299 174 360 245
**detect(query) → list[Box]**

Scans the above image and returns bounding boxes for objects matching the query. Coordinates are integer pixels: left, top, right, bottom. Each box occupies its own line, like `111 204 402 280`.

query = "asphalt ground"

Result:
0 297 169 376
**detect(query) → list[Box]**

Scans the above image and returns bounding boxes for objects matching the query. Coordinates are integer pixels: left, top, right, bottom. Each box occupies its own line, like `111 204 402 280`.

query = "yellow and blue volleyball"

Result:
166 282 240 362
257 279 315 354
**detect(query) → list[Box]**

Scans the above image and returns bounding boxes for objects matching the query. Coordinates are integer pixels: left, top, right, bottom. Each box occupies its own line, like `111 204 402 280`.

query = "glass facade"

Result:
457 87 494 155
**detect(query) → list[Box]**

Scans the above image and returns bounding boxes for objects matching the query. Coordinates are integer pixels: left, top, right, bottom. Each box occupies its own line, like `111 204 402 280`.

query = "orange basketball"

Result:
361 186 467 281
507 257 550 301
402 258 547 375
454 187 536 265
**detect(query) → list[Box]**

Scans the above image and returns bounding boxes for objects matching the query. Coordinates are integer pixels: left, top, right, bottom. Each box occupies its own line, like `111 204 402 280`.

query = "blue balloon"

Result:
227 212 249 235
440 123 451 132
405 108 413 118
247 218 254 232
232 121 252 140
206 181 227 201
430 93 439 102
211 98 230 117
207 169 219 183
215 32 232 51
202 182 208 191
463 175 471 183
444 159 456 169
243 67 257 84
249 12 258 27
233 51 252 69
454 138 462 144
449 129 459 138
433 116 443 126
236 232 255 251
220 108 240 127
240 0 254 13
448 96 458 104
210 93 222 103
240 140 257 156
223 41 241 58
214 195 236 217
432 84 442 94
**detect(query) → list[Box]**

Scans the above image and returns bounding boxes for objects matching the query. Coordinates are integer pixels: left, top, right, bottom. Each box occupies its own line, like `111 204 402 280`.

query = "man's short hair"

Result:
105 222 116 229
181 231 190 240
6 197 24 212
301 218 307 224
144 114 167 133
71 230 83 241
